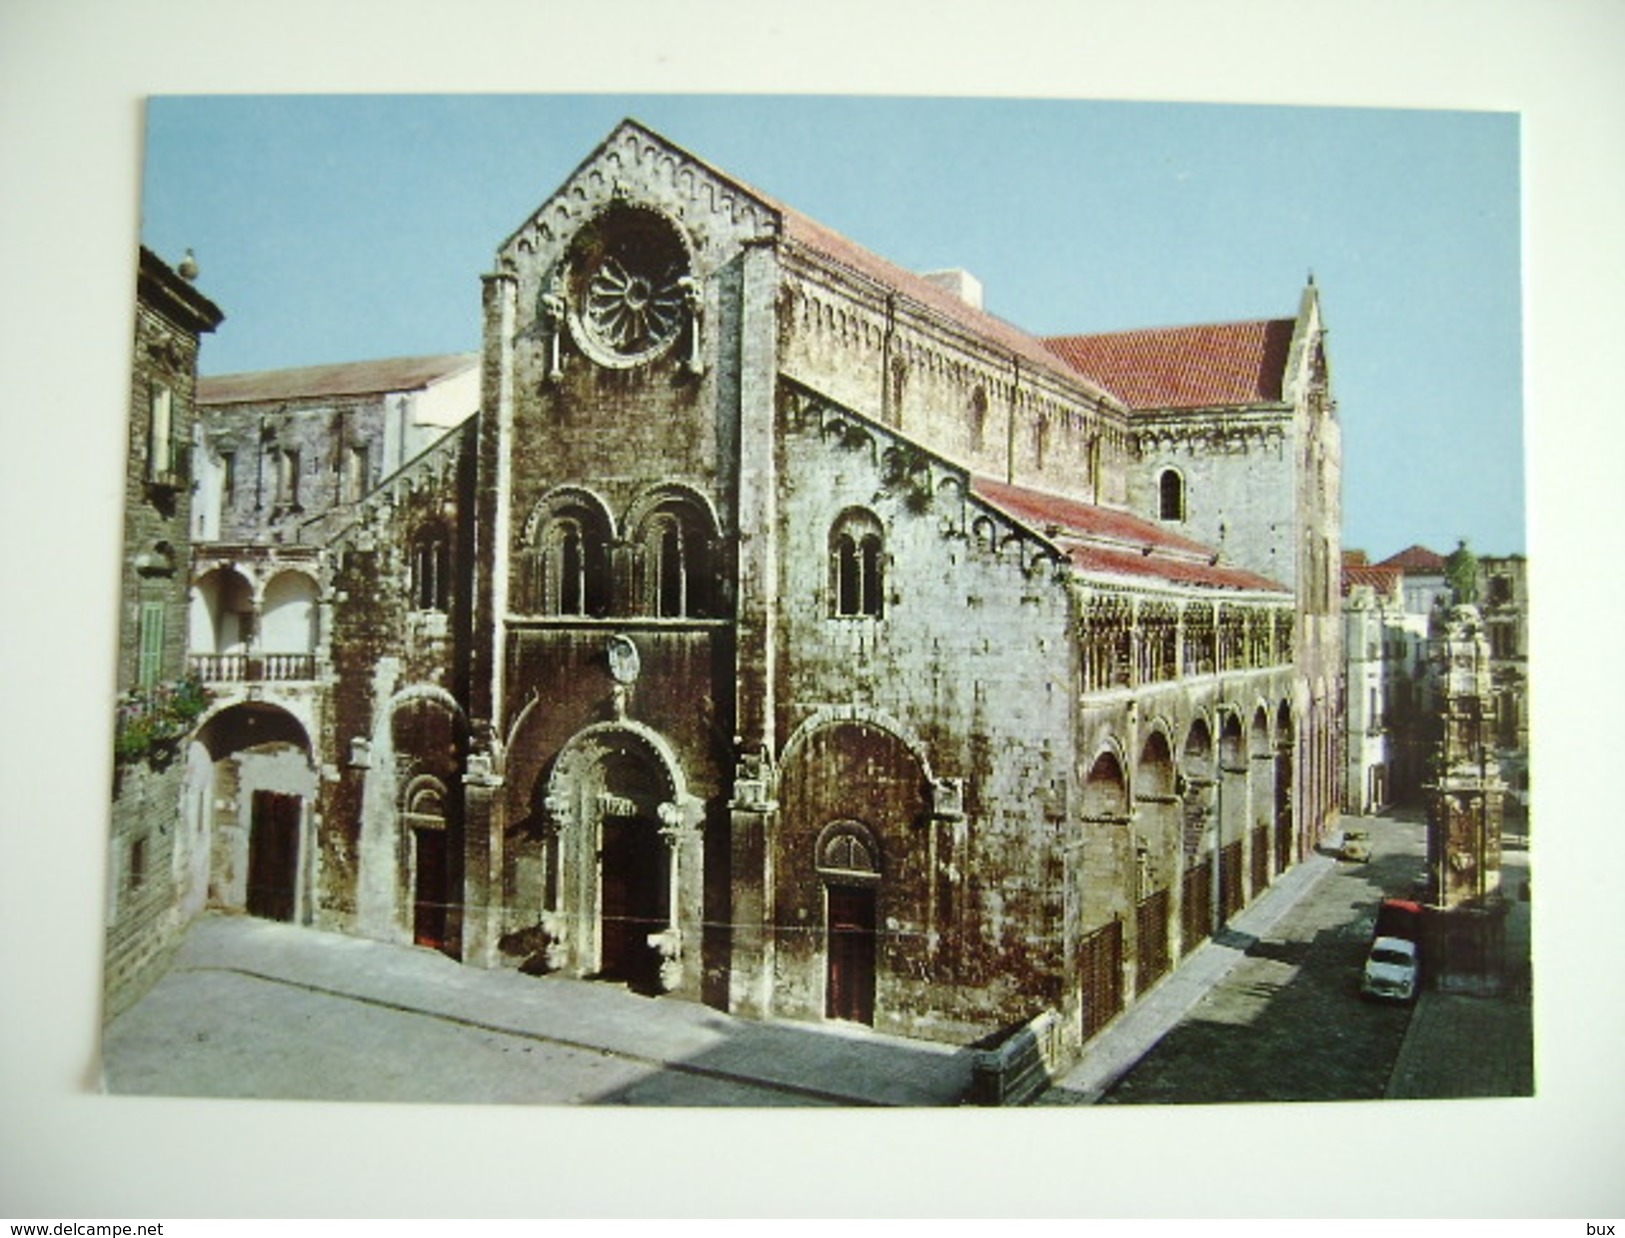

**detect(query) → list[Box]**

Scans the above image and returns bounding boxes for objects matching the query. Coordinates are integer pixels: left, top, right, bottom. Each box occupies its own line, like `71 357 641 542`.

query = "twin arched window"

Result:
537 510 610 617
830 510 885 618
523 489 716 619
637 503 715 618
411 527 451 612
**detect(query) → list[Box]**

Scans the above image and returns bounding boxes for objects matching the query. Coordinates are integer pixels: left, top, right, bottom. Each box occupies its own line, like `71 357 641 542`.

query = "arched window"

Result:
1158 468 1185 521
969 385 988 452
816 820 882 882
532 509 610 617
410 528 451 612
633 497 715 618
830 510 885 618
624 490 715 617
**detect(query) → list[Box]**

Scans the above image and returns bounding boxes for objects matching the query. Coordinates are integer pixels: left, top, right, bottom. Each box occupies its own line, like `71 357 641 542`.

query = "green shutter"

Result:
137 602 165 689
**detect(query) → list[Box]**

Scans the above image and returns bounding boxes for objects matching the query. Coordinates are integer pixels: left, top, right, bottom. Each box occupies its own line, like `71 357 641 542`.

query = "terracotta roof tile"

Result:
775 209 1118 404
1342 564 1404 599
971 476 1288 593
1376 544 1447 572
199 353 478 406
1042 319 1295 411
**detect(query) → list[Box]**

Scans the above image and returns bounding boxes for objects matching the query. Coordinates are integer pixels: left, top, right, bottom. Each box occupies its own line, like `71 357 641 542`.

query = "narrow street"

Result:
1099 809 1530 1105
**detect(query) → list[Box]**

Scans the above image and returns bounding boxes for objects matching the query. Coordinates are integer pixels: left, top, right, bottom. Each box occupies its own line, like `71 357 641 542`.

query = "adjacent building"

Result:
106 248 223 1015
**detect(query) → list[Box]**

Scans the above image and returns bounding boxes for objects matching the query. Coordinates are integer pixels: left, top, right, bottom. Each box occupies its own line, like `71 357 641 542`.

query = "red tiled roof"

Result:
1042 319 1295 411
971 476 1288 594
777 209 1116 402
1377 544 1447 572
199 353 478 406
1342 564 1404 599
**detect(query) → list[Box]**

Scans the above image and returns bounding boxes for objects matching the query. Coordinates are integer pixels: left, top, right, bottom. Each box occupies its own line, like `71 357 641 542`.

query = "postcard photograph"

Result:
100 93 1528 1110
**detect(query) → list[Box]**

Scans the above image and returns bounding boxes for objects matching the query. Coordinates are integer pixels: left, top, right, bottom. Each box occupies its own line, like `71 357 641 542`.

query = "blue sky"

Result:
141 94 1524 560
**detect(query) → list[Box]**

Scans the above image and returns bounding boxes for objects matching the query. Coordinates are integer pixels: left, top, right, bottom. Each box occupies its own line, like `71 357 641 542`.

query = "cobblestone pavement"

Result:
1092 811 1533 1105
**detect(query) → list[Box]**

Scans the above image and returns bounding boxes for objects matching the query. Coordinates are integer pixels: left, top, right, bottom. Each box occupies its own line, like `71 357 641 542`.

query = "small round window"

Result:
567 204 691 368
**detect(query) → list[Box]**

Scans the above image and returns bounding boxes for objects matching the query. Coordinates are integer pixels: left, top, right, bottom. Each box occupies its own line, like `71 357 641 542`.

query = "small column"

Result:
459 745 505 969
728 751 777 1019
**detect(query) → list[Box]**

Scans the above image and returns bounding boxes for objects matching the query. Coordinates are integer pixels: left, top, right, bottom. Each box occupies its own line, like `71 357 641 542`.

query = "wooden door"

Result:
413 827 449 951
599 815 665 991
247 790 299 922
826 884 877 1024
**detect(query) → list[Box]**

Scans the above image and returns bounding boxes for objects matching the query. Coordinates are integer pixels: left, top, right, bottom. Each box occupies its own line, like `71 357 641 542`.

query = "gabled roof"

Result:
1042 318 1296 411
199 352 478 406
579 120 1119 406
1377 544 1448 572
972 476 1288 594
775 209 1117 402
1342 563 1404 599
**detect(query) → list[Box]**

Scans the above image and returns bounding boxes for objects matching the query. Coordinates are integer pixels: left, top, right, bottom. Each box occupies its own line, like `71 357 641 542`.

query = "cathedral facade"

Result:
116 120 1342 1066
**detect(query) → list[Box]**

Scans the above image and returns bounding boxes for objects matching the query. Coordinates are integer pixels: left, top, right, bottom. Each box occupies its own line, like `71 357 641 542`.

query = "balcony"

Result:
190 652 317 684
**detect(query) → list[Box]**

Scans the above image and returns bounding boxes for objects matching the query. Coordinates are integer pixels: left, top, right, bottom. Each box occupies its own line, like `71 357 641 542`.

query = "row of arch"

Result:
1082 700 1296 822
189 564 320 662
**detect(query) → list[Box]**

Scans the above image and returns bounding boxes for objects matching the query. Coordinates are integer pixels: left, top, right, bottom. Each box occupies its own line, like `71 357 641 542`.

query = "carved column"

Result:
728 751 777 1019
459 745 505 969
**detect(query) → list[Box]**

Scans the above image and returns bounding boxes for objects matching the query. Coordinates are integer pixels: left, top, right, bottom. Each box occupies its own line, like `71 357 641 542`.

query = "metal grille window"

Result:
1078 919 1124 1042
1136 890 1171 991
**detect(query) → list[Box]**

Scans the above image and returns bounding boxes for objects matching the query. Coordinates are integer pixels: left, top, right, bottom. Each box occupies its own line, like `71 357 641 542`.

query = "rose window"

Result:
568 205 692 368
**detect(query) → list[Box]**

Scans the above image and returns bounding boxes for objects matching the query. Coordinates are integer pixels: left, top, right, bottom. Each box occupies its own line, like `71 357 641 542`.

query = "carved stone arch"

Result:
828 507 887 619
522 484 618 547
778 704 936 788
543 718 699 829
535 718 705 993
1182 714 1215 782
1276 699 1296 743
385 682 469 730
257 561 321 599
1135 726 1179 802
623 480 723 545
1249 703 1274 757
1217 707 1246 771
1082 745 1131 822
1157 465 1188 521
970 513 999 551
624 482 723 619
401 772 450 822
521 485 616 617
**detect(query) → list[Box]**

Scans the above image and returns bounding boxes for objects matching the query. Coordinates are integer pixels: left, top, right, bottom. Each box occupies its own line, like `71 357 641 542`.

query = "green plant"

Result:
114 675 211 765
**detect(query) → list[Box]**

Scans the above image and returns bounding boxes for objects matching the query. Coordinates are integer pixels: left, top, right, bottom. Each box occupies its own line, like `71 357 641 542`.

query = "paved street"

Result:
101 810 1532 1108
101 914 976 1107
1051 809 1534 1106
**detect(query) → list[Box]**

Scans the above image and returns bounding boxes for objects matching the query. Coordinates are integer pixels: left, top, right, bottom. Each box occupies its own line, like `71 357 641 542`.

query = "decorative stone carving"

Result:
931 777 966 822
565 204 694 370
606 633 641 685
